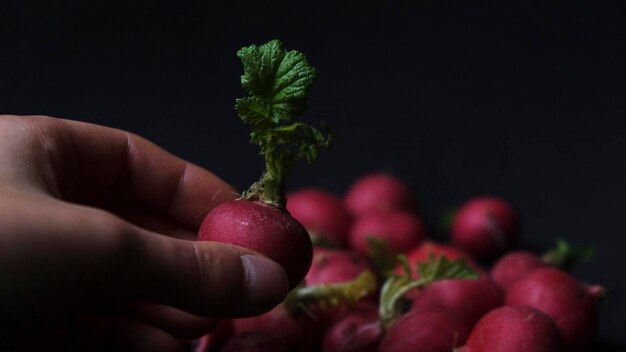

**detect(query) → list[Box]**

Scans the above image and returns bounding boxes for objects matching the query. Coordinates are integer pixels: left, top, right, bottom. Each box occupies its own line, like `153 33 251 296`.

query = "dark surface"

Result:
1 1 625 349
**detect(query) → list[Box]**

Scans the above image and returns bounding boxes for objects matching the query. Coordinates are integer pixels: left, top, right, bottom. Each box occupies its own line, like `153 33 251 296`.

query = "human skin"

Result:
0 115 289 352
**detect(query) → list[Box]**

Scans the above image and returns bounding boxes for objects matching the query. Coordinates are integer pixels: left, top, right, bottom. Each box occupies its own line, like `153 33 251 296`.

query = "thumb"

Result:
116 231 290 317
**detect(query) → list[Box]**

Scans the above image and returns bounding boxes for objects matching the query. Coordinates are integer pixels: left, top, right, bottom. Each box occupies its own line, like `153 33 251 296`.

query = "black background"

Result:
1 1 625 350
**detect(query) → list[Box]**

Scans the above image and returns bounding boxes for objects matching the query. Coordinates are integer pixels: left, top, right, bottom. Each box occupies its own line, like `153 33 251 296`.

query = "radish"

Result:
401 241 482 279
451 196 519 260
320 256 478 351
379 255 479 329
290 269 377 323
232 270 377 351
232 303 320 352
221 332 288 352
461 305 563 352
330 321 382 352
379 306 470 352
410 275 504 327
197 40 332 289
199 201 311 289
344 172 415 216
490 251 547 290
505 268 602 352
349 210 425 257
322 302 381 352
491 240 597 290
286 188 352 247
306 248 373 287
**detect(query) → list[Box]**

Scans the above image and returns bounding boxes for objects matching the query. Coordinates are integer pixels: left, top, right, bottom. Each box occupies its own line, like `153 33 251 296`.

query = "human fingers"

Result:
0 115 238 231
2 195 289 317
120 302 218 340
69 315 183 352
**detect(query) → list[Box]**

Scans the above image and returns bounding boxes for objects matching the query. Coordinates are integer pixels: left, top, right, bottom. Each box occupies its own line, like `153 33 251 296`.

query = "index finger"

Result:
26 115 238 229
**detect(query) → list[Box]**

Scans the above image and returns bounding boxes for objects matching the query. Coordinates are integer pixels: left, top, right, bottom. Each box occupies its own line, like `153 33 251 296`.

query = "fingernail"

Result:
241 254 288 311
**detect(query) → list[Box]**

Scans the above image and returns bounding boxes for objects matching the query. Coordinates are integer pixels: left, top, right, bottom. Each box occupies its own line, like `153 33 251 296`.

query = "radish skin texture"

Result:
221 332 288 352
451 196 519 260
506 268 598 352
286 188 352 246
379 306 470 352
410 275 504 327
306 248 372 286
491 251 546 290
232 304 320 352
349 210 425 257
462 305 563 352
198 200 312 289
322 302 379 352
344 173 415 216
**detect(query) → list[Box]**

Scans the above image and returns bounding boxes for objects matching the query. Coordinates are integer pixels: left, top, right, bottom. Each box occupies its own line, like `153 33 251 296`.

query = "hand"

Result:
0 115 289 351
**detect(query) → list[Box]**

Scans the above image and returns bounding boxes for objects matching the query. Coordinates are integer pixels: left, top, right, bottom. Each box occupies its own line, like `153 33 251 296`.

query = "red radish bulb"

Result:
344 172 415 216
451 196 519 260
221 332 288 352
306 248 372 286
286 188 352 246
491 250 546 290
322 302 380 352
461 305 563 352
506 268 600 352
232 304 320 352
400 241 482 279
410 275 504 327
198 200 312 289
349 210 425 257
379 306 470 352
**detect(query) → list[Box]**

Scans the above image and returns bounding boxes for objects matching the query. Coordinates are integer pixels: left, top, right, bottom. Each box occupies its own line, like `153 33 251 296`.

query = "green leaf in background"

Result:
367 236 401 277
542 238 596 272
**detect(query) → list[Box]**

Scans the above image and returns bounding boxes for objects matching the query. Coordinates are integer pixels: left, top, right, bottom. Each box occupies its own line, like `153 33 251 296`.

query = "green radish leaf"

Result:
236 39 333 208
237 39 315 124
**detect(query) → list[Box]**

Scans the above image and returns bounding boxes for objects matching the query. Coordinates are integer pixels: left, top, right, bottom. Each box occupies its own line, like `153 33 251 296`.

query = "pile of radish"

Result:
195 173 603 352
193 40 603 351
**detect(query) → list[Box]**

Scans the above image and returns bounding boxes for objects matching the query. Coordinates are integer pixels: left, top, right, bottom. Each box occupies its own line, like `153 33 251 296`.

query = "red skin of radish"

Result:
322 302 380 352
286 188 353 246
306 248 372 286
232 304 320 352
349 210 425 257
198 200 312 289
399 241 483 279
451 196 519 260
379 306 470 352
461 305 563 352
491 251 546 290
506 268 598 352
221 332 289 352
410 275 504 327
344 172 415 216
